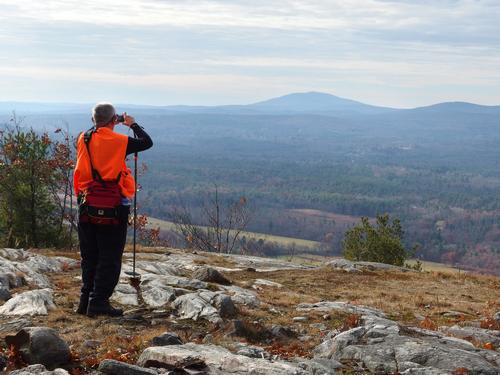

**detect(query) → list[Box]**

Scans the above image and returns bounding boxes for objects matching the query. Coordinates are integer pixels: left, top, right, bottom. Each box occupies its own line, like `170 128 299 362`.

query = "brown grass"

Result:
1 248 499 372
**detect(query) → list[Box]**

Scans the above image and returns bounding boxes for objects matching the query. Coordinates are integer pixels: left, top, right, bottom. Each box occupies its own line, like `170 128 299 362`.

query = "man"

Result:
73 102 153 317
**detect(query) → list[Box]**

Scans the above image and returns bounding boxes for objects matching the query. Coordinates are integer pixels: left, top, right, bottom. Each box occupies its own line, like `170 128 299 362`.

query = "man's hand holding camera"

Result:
115 112 136 127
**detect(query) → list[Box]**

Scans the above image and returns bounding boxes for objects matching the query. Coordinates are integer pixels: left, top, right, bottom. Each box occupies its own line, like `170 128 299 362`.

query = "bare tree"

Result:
170 186 252 254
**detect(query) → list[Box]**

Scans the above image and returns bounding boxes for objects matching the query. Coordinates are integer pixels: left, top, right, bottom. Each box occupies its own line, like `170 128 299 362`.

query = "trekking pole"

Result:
133 150 138 279
125 128 141 290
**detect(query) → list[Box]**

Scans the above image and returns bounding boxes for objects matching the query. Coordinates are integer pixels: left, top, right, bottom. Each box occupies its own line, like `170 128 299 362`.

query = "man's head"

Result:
92 102 116 127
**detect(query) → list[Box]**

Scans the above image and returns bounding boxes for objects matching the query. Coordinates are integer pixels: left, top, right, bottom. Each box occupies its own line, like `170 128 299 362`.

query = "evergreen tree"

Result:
342 214 409 266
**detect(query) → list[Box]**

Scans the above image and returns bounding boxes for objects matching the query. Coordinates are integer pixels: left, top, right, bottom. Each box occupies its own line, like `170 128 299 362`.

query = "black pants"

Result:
78 206 129 302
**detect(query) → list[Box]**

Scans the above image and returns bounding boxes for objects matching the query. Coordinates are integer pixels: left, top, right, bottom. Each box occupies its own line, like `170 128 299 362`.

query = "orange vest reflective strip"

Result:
73 127 136 198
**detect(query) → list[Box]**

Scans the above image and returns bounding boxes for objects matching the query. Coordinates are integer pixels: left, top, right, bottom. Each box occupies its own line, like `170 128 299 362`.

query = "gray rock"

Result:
327 258 410 273
270 324 297 339
83 340 102 349
151 332 183 346
295 358 344 374
297 301 386 318
0 248 28 261
8 364 69 374
0 286 12 301
326 259 360 273
313 327 366 358
310 323 328 331
0 317 32 333
98 359 158 375
293 316 308 322
143 273 207 291
220 285 260 307
440 325 500 348
234 343 270 359
111 283 139 306
139 275 177 308
313 313 500 374
253 279 283 288
5 327 71 368
0 289 55 316
192 266 231 285
220 253 312 272
400 368 446 375
171 290 234 323
138 344 306 374
214 293 237 318
494 311 500 322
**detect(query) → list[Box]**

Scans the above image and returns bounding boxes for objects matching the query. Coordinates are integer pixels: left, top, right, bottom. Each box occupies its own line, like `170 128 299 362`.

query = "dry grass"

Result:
226 267 500 328
1 247 498 372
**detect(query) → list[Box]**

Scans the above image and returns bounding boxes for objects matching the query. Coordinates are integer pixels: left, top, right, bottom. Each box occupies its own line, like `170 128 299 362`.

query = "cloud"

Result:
0 0 499 106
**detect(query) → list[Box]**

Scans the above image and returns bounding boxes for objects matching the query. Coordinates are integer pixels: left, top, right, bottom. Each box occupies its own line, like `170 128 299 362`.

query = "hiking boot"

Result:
86 299 123 318
75 294 89 315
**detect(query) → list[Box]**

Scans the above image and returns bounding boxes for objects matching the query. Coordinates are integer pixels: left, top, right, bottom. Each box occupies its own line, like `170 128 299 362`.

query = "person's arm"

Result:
126 123 153 155
120 113 153 155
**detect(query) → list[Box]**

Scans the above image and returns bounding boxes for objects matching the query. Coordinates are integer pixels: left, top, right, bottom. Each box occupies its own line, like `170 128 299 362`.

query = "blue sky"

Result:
0 0 499 107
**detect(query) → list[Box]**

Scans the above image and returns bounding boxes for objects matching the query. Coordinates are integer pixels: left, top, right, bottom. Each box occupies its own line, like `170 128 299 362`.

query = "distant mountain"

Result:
247 92 395 115
0 92 499 117
410 101 500 114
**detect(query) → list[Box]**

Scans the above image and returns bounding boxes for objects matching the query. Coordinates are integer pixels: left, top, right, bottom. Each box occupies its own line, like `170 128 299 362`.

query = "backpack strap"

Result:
83 127 102 182
83 127 122 183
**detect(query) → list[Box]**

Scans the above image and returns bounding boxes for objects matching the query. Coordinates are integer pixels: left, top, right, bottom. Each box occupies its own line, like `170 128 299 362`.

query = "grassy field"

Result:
146 217 321 250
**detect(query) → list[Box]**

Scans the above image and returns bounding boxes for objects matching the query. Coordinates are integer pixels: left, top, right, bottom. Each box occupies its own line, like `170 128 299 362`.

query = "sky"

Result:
0 0 499 108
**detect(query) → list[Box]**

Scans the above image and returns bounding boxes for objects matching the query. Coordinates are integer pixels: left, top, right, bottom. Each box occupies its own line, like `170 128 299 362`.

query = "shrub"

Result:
342 214 411 266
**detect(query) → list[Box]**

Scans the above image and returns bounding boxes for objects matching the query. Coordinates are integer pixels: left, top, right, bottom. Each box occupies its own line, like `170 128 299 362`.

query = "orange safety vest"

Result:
73 127 136 199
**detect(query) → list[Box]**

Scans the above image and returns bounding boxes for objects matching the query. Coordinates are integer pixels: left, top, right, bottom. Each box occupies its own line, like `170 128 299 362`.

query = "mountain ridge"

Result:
1 92 499 116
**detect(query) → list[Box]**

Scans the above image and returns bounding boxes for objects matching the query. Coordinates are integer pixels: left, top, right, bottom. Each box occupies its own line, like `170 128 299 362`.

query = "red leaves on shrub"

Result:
340 314 361 332
419 317 437 331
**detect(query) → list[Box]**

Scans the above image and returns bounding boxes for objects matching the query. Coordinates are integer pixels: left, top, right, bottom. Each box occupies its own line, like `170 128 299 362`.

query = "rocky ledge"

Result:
0 247 498 374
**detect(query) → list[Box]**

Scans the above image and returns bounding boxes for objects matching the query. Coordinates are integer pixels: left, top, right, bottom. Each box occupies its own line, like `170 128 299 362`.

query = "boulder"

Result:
313 313 500 374
151 332 183 346
171 290 235 323
0 289 55 316
214 293 237 318
8 364 69 374
98 359 158 375
5 327 70 368
270 324 298 339
139 275 177 308
0 286 12 301
494 311 500 322
137 344 306 374
192 266 231 285
220 285 260 307
253 279 283 288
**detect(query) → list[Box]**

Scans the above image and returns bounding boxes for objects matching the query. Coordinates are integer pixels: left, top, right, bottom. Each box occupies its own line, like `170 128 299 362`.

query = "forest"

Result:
1 93 499 274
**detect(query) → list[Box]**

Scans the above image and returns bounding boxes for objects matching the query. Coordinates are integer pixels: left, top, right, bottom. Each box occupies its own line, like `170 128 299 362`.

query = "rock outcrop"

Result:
309 301 500 374
137 344 308 374
0 289 55 316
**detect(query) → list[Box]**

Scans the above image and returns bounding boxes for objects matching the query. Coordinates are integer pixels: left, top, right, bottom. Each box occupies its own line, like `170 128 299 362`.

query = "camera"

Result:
116 114 125 123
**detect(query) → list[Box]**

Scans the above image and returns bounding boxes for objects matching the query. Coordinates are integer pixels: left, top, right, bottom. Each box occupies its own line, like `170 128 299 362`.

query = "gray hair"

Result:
92 102 116 126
